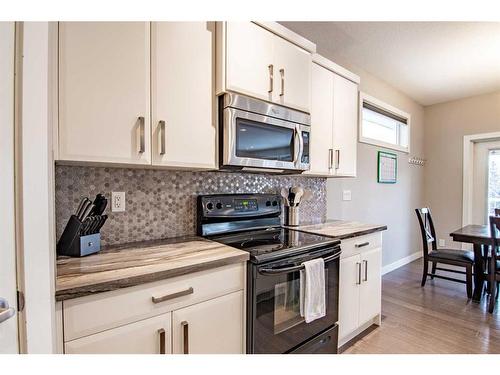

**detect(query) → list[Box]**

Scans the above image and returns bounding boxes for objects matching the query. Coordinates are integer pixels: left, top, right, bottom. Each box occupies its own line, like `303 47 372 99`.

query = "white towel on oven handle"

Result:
299 258 326 323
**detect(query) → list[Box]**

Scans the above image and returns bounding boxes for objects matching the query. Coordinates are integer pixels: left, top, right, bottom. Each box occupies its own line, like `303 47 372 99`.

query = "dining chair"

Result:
495 208 500 216
415 208 474 298
488 216 500 313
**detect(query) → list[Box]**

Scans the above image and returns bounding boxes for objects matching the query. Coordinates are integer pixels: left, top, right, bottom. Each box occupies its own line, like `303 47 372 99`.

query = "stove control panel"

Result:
198 194 281 218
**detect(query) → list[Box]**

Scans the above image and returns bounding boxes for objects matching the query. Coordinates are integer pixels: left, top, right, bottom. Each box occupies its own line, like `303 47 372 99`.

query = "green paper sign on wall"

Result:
378 151 397 184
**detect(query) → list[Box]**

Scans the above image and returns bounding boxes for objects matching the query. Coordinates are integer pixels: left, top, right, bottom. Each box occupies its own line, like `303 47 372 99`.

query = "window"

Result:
488 149 500 217
359 93 411 153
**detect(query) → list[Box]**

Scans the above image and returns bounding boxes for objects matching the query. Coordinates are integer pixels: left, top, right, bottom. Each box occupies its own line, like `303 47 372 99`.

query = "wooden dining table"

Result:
450 224 492 302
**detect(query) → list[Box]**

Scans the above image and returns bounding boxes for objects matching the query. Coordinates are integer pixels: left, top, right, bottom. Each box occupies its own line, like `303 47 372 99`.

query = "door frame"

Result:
462 131 500 226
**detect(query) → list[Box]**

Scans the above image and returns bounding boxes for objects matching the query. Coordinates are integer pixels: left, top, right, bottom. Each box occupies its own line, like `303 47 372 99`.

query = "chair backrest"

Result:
489 216 500 265
495 208 500 217
415 207 437 258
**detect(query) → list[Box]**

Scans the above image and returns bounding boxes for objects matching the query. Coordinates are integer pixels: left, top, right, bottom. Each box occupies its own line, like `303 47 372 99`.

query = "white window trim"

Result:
358 92 411 154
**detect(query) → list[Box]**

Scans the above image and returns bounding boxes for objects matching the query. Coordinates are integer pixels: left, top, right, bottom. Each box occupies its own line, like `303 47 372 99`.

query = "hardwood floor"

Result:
343 259 500 353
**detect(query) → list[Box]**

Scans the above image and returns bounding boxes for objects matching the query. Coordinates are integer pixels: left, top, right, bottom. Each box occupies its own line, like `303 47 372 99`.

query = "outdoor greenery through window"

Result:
360 98 410 153
488 149 500 217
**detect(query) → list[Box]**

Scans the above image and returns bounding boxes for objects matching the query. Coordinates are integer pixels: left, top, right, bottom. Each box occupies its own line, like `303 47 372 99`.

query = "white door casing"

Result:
0 21 19 354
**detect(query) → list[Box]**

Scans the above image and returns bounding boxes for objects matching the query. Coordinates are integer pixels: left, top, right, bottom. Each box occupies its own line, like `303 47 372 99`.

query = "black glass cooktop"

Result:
209 227 340 263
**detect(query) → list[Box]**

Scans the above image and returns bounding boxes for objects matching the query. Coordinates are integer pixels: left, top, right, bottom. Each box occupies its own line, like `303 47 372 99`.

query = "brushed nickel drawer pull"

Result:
138 116 145 153
356 262 362 285
152 287 194 304
279 68 285 97
158 328 166 354
363 260 368 282
268 64 274 93
181 321 189 354
159 120 166 155
355 242 370 248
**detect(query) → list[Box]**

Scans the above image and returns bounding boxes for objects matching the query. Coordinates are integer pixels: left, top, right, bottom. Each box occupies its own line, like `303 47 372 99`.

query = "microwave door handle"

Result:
298 126 304 164
293 125 302 164
258 252 341 275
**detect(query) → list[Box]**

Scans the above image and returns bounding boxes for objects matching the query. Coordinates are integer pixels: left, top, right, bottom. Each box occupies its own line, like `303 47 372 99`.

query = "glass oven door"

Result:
249 247 340 354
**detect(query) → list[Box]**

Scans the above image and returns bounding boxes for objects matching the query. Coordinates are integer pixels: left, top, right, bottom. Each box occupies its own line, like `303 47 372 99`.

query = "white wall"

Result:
21 22 57 353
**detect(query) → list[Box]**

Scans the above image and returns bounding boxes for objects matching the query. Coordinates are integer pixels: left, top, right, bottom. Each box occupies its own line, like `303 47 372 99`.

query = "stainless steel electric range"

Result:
197 193 341 354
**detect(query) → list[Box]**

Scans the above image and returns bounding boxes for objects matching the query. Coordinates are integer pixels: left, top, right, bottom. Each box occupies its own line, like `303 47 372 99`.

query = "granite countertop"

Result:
291 220 387 240
56 236 249 301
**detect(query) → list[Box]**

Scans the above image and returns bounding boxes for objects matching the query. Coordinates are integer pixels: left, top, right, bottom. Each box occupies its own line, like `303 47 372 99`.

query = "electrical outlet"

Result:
438 239 445 247
342 190 352 201
111 192 126 212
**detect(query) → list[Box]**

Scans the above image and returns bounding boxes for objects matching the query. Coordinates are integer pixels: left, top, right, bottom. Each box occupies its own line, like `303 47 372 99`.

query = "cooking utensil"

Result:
280 188 290 206
291 187 304 206
96 215 108 233
301 190 313 202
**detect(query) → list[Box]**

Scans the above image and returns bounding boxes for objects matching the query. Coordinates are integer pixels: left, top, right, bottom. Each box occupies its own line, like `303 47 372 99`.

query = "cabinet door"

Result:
338 255 361 340
58 22 151 164
305 63 334 176
225 22 274 103
332 73 358 176
172 291 244 354
273 36 311 112
359 247 382 325
151 22 216 169
65 313 171 354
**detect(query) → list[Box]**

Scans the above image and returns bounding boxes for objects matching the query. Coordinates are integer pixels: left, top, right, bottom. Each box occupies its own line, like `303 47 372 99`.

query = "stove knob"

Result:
266 201 271 206
206 202 214 210
216 202 223 210
272 200 278 206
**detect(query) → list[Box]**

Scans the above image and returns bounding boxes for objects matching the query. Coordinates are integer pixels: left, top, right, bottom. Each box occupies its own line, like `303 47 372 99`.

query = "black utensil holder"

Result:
57 215 101 257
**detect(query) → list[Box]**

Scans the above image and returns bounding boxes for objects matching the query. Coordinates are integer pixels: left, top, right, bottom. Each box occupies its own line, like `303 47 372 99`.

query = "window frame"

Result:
358 92 411 154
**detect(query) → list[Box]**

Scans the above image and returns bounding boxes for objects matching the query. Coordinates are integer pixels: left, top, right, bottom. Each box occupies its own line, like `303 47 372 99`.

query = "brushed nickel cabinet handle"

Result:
181 321 189 354
152 287 194 304
279 68 285 97
268 64 274 93
335 149 340 169
159 120 166 155
356 262 362 285
363 260 368 282
138 116 145 153
158 328 166 354
355 242 370 248
328 149 334 169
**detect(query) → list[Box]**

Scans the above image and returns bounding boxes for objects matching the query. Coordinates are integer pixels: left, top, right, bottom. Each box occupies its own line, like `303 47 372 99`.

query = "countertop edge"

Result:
55 252 249 302
294 225 388 240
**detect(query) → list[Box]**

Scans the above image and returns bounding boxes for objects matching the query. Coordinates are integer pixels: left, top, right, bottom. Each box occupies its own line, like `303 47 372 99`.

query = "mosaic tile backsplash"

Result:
55 166 327 246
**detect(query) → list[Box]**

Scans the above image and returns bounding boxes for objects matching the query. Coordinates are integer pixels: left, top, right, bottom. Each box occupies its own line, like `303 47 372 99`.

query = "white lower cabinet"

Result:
65 313 172 354
60 263 246 354
172 291 244 354
338 235 382 345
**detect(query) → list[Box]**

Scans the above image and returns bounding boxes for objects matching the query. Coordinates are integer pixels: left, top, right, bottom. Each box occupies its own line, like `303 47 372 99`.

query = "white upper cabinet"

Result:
151 22 216 169
332 73 358 177
273 36 311 112
306 63 334 176
218 22 313 113
58 22 151 165
307 54 359 177
224 22 275 103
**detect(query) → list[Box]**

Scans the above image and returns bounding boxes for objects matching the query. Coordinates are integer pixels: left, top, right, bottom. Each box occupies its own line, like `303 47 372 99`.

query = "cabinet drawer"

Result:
63 263 245 341
65 313 171 354
339 233 382 259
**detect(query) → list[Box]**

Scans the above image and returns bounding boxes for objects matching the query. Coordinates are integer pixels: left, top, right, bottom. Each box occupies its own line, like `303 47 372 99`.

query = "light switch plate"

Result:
438 239 445 247
111 191 126 212
342 190 352 201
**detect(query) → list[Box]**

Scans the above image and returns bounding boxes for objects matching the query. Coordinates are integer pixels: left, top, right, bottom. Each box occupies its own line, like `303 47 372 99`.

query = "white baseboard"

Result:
382 251 422 275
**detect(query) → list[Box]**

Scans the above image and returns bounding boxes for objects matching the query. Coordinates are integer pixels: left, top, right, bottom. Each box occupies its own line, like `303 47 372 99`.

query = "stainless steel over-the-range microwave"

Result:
219 93 310 173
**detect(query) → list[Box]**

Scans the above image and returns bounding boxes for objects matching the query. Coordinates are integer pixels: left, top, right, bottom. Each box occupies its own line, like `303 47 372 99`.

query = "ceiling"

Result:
281 22 500 106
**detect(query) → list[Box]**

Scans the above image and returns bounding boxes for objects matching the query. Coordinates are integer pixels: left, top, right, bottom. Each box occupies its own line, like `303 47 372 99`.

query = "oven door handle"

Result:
258 252 341 275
